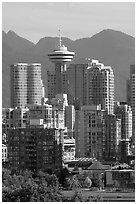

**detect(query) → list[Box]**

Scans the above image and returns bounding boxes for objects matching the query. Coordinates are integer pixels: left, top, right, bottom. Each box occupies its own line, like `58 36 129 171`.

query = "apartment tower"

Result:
10 63 45 108
86 60 114 114
127 64 135 143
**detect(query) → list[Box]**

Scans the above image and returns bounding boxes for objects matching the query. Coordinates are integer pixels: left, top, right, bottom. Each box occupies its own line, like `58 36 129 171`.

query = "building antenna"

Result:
59 26 62 49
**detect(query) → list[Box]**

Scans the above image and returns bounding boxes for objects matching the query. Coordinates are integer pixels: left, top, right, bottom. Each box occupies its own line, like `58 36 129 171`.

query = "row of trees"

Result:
2 168 102 202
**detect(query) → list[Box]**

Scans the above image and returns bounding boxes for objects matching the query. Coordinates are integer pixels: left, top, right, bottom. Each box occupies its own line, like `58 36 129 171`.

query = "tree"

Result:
84 176 92 188
2 168 62 202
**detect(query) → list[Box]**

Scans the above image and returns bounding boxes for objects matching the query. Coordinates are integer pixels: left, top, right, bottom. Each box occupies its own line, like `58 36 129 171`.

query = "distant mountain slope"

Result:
2 29 135 107
2 30 34 52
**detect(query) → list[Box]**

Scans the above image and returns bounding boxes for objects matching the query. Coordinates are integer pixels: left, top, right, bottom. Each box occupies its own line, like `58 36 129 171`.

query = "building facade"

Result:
8 128 63 171
75 105 121 161
2 144 8 162
86 60 114 114
65 105 75 138
47 70 68 99
4 107 29 132
67 63 88 107
75 105 104 159
114 102 132 140
63 129 75 162
127 64 135 143
10 63 45 108
102 112 121 161
47 70 56 99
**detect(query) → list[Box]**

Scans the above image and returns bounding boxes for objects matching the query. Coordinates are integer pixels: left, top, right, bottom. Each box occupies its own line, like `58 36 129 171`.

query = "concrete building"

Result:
27 103 54 129
65 105 75 138
114 102 132 140
47 70 56 99
67 63 88 107
46 94 68 130
2 144 8 162
4 107 29 132
63 129 75 162
10 63 45 108
119 139 132 162
75 105 121 161
4 102 65 132
127 64 135 143
47 70 68 99
102 112 121 161
75 105 104 159
48 31 74 96
86 60 114 114
8 128 63 171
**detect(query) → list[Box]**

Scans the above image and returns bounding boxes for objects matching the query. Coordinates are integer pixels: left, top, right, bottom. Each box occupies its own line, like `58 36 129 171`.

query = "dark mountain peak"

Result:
7 30 19 37
2 30 6 35
6 30 34 46
93 29 134 40
2 30 6 38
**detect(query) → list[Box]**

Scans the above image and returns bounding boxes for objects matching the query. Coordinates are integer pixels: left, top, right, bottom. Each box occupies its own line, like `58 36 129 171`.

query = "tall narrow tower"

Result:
48 30 75 95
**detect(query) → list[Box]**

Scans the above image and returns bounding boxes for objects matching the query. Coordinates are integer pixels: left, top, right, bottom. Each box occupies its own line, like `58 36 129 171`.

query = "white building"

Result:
114 102 132 140
2 144 7 162
65 105 75 138
63 128 75 162
86 60 114 114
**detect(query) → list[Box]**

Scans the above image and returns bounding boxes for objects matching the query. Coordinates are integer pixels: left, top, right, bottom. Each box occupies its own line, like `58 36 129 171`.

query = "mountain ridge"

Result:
2 29 135 107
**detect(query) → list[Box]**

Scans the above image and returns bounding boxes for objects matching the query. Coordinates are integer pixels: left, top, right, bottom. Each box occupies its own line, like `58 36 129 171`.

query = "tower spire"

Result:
59 27 62 49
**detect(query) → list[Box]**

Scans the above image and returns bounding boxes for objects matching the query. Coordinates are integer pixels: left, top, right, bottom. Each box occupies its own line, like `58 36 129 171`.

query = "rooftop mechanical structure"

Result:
48 30 75 95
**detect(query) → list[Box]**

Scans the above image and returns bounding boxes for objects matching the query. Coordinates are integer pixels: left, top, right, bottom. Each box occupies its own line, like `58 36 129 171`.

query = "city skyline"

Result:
2 1 135 201
2 2 135 43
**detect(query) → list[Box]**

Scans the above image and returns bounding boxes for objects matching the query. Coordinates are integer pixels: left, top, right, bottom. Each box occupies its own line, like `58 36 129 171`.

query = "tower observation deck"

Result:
48 30 75 95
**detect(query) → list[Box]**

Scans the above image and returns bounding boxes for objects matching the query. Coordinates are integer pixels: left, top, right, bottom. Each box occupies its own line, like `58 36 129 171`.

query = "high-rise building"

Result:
75 105 104 159
114 102 132 140
127 64 135 143
86 60 114 114
102 112 121 161
75 105 121 161
10 63 45 108
8 128 63 171
47 70 68 99
47 70 56 99
67 63 88 106
48 31 75 95
65 105 75 138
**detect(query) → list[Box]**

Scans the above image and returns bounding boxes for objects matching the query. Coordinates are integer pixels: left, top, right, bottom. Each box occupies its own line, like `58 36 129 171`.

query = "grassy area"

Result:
61 189 135 202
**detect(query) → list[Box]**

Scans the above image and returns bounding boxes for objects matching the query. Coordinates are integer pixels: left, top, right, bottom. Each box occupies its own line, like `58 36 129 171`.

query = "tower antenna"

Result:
59 26 62 49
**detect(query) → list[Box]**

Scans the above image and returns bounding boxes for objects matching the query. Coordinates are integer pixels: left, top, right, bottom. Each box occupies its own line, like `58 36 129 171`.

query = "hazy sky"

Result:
2 2 135 43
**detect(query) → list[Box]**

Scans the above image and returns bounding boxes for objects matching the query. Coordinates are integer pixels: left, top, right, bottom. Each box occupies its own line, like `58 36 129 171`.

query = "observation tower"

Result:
48 30 75 94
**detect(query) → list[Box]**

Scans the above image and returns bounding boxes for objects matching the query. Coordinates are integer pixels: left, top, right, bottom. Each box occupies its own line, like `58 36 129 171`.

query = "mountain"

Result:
2 30 34 52
2 29 135 107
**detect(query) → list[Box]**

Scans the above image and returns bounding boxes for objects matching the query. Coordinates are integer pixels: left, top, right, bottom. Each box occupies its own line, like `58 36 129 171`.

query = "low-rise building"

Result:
63 129 75 162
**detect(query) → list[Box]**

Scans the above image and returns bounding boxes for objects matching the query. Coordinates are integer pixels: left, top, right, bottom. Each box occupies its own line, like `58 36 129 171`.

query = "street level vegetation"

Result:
2 168 102 202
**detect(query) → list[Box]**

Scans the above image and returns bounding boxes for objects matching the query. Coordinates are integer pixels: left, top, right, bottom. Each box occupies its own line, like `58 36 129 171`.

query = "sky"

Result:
2 2 135 44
